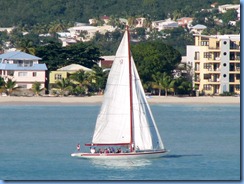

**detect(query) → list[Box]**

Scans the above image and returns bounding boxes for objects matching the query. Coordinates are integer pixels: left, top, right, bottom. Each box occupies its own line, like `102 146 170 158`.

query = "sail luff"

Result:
127 26 134 152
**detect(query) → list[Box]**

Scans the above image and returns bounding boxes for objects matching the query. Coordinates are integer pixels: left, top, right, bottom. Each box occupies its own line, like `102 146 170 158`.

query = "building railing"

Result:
208 46 220 50
230 46 240 50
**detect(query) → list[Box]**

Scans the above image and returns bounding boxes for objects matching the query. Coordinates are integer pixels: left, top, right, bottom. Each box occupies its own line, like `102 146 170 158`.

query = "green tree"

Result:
221 9 238 24
174 77 193 95
36 41 64 71
48 21 65 35
0 76 4 87
3 78 17 96
90 65 109 94
0 76 5 94
17 39 36 55
69 70 91 95
32 81 44 96
64 42 100 68
152 72 175 96
54 78 73 96
172 10 182 21
152 72 164 96
131 41 181 84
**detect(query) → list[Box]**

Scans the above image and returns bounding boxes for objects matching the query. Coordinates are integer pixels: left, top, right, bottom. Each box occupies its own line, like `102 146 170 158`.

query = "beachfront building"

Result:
152 19 178 31
49 64 92 85
67 25 115 42
177 17 193 28
98 56 115 71
186 34 240 95
190 24 207 34
0 51 47 94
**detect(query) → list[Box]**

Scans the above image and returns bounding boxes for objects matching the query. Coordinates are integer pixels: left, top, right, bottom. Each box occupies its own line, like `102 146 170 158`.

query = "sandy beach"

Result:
0 95 240 105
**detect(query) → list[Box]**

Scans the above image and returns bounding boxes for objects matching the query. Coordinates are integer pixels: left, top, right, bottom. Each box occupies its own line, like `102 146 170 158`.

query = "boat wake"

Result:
164 154 202 158
90 158 152 169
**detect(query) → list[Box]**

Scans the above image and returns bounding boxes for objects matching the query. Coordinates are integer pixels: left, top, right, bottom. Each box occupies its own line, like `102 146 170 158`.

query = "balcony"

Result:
230 46 240 50
208 78 220 83
208 46 220 50
207 57 221 62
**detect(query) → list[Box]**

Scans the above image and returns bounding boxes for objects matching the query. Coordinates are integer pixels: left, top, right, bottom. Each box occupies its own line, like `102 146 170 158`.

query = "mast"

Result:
127 26 134 152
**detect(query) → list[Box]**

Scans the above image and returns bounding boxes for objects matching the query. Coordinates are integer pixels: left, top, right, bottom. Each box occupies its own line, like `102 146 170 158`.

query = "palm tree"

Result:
17 39 36 55
160 72 175 96
48 21 65 35
4 78 17 96
32 82 44 96
55 78 73 96
0 76 4 87
91 65 109 94
0 76 5 94
152 72 174 96
172 10 182 21
152 72 164 96
69 70 91 95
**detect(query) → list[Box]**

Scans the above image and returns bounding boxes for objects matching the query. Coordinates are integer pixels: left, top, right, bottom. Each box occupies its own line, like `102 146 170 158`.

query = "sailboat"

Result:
71 26 167 159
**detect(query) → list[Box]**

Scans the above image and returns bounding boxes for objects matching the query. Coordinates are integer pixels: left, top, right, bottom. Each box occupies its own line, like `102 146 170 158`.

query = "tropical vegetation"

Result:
0 0 239 27
0 78 18 96
0 0 240 96
31 82 45 96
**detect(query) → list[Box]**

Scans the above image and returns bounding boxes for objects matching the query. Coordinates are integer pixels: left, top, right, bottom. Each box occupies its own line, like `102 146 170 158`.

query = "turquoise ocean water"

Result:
0 104 240 180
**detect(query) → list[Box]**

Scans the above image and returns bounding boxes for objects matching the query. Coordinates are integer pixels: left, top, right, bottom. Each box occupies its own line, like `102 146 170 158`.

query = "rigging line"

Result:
106 84 129 86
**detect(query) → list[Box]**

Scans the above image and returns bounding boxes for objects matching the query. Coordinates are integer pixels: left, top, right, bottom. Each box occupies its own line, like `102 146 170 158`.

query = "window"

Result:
194 52 200 60
236 85 240 91
236 74 240 80
7 71 14 76
229 74 234 82
204 74 211 80
204 63 211 69
203 84 211 90
229 63 235 71
55 74 62 80
201 41 209 46
203 52 211 58
24 61 33 67
18 72 27 77
230 41 238 49
33 72 37 77
17 60 23 67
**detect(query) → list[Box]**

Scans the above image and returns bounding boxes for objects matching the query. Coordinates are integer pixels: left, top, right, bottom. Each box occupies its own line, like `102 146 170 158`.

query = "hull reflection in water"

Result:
90 158 152 169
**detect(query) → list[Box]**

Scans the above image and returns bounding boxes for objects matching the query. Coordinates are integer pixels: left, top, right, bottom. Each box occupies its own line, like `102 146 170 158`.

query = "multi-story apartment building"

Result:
187 34 240 95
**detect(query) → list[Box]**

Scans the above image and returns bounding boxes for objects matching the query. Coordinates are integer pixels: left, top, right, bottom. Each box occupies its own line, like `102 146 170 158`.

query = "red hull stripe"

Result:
85 143 130 146
80 150 167 157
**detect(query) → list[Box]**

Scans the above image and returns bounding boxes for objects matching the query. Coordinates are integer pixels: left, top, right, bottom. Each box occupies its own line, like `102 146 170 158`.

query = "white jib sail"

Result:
131 58 164 150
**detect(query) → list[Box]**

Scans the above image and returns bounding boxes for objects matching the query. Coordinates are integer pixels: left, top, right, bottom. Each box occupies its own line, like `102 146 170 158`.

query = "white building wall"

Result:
13 71 46 83
220 39 230 93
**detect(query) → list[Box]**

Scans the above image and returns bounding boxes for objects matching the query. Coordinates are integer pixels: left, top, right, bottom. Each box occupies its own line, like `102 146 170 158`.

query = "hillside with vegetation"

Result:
0 0 240 96
0 0 239 26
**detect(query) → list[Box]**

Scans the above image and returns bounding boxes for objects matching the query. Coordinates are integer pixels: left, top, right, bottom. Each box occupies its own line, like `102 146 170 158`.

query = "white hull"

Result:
71 150 168 159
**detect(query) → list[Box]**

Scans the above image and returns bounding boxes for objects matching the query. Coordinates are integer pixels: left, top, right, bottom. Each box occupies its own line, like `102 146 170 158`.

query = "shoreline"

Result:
0 95 240 105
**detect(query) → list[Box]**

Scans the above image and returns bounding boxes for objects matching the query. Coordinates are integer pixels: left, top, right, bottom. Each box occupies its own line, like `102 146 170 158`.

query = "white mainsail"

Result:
92 29 165 151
